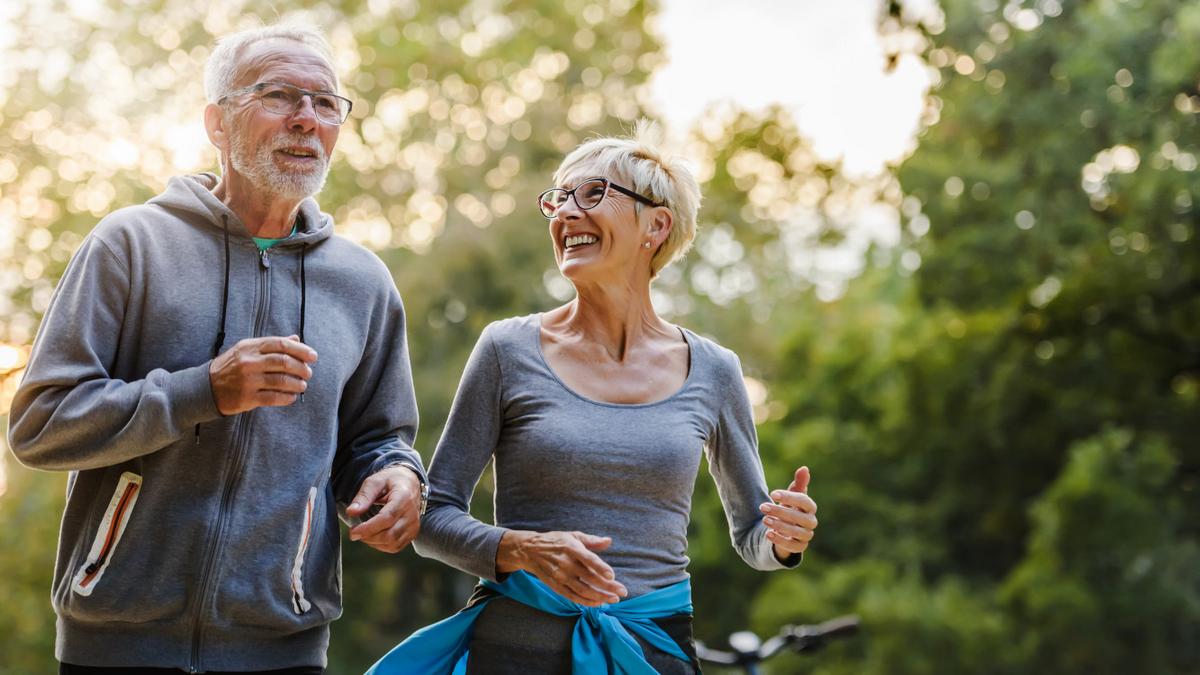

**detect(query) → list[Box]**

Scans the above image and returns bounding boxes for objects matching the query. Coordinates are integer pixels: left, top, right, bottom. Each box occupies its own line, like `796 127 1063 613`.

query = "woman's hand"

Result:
496 530 628 606
760 466 818 561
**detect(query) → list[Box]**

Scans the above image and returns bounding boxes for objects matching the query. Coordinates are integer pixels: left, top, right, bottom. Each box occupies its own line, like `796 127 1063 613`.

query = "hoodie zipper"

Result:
187 248 272 673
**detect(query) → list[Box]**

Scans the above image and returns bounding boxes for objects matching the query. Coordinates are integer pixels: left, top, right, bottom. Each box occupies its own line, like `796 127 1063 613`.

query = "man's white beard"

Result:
228 126 330 200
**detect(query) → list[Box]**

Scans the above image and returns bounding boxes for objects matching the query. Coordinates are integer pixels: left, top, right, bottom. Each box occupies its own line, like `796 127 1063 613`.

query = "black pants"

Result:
60 664 323 675
463 587 701 675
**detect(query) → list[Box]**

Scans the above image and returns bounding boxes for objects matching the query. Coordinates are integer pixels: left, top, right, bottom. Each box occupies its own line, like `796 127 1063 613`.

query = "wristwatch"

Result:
399 463 429 517
415 471 429 517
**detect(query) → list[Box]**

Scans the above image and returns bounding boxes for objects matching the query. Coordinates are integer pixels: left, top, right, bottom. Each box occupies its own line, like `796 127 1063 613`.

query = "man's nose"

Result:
287 95 319 132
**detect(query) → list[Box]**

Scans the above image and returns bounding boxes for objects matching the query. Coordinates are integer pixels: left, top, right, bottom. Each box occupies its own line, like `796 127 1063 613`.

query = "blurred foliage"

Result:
2 0 1197 673
730 0 1200 673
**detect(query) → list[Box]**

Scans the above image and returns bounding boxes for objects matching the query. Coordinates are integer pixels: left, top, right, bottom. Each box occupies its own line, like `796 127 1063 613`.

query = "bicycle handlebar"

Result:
790 615 860 641
695 615 860 666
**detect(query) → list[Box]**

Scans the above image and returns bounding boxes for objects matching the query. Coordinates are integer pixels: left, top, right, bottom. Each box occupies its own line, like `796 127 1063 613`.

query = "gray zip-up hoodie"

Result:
7 173 424 672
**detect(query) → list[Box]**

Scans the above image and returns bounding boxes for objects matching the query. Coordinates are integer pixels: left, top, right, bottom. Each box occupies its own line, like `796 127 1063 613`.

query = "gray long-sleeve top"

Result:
414 314 796 598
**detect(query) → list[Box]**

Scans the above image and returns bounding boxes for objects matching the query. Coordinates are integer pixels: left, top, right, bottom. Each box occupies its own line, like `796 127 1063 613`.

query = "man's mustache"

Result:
270 134 327 162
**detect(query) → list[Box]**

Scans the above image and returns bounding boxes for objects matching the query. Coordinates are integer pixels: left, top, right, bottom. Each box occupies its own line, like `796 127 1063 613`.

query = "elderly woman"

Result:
367 129 819 674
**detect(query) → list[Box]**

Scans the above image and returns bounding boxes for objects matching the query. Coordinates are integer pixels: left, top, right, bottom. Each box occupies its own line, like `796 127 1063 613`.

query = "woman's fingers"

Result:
573 531 613 552
769 489 817 514
535 557 614 605
560 574 619 606
761 494 818 556
788 466 811 494
523 531 628 605
570 550 627 598
763 516 815 542
569 556 626 600
767 528 810 554
759 501 818 525
561 531 626 598
553 583 600 607
550 549 624 603
764 507 818 531
570 538 615 579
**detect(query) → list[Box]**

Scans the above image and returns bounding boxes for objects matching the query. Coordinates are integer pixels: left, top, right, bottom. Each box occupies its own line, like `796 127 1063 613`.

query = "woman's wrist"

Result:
496 529 528 574
772 541 802 565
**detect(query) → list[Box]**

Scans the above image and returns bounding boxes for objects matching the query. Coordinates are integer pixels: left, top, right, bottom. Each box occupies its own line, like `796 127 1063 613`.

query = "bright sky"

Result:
650 0 933 176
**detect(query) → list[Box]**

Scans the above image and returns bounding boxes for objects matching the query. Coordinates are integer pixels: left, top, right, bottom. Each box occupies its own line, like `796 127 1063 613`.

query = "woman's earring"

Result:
643 241 652 249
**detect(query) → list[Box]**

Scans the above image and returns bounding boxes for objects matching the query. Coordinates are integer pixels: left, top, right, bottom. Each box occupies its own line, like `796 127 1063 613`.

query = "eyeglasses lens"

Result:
259 85 347 125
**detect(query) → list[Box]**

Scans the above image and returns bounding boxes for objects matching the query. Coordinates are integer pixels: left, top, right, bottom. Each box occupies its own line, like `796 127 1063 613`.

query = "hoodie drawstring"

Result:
298 243 307 403
196 215 233 444
216 215 232 355
194 218 310 440
299 243 307 345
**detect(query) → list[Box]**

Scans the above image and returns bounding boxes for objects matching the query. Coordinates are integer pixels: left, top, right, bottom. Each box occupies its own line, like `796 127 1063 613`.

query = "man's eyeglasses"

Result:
538 177 662 219
219 81 353 126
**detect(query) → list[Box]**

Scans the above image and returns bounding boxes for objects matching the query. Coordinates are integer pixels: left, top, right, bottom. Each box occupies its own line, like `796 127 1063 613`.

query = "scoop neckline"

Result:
532 312 696 409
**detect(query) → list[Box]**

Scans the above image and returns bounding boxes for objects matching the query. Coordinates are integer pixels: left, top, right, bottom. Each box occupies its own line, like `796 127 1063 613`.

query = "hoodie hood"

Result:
147 172 334 248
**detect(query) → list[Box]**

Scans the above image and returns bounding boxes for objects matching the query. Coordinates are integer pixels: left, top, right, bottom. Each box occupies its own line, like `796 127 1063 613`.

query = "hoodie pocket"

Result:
289 486 317 614
72 471 142 596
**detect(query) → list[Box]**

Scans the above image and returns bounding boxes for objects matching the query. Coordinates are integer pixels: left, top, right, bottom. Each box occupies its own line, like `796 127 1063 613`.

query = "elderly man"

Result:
7 24 425 674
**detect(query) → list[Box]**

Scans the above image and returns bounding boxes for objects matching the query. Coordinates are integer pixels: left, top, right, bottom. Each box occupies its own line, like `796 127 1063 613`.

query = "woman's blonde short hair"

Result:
553 123 701 278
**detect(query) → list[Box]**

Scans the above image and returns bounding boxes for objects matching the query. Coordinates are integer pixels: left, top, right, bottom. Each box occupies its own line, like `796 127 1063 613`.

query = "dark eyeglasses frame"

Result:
218 81 353 126
538 177 663 219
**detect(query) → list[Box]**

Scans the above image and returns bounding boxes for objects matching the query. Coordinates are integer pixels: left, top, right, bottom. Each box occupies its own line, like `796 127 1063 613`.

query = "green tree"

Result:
740 0 1199 672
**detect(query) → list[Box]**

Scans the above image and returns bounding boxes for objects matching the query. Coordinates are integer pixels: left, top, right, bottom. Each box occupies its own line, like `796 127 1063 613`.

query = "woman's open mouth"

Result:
563 233 598 251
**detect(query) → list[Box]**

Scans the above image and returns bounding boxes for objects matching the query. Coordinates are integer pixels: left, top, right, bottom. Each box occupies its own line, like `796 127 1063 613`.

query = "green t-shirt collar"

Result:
252 223 299 251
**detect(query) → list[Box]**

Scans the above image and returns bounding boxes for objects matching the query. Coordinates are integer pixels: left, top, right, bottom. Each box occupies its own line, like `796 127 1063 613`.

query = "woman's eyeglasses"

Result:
537 177 662 219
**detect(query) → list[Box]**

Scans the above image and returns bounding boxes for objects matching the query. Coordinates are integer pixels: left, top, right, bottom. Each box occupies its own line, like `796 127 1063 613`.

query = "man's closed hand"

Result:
346 465 422 553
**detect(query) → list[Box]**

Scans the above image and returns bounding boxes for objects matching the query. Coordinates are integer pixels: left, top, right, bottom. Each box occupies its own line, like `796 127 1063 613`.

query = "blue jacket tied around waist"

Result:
366 571 693 674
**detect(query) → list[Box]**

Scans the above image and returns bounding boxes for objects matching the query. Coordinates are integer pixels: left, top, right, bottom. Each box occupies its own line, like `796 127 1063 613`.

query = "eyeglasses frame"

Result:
538 177 663 219
217 81 353 126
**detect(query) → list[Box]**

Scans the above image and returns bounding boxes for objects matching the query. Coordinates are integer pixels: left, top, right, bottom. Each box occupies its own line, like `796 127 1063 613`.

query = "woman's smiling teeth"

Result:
564 234 598 249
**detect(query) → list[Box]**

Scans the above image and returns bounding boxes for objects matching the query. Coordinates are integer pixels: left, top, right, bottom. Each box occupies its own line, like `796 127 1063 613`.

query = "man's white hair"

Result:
554 121 702 278
204 23 337 103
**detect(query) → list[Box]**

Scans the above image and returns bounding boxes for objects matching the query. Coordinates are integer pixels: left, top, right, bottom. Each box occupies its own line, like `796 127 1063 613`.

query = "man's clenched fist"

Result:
209 335 318 416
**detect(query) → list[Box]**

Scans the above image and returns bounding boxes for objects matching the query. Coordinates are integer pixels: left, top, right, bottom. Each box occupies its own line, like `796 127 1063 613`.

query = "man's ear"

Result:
204 103 229 155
